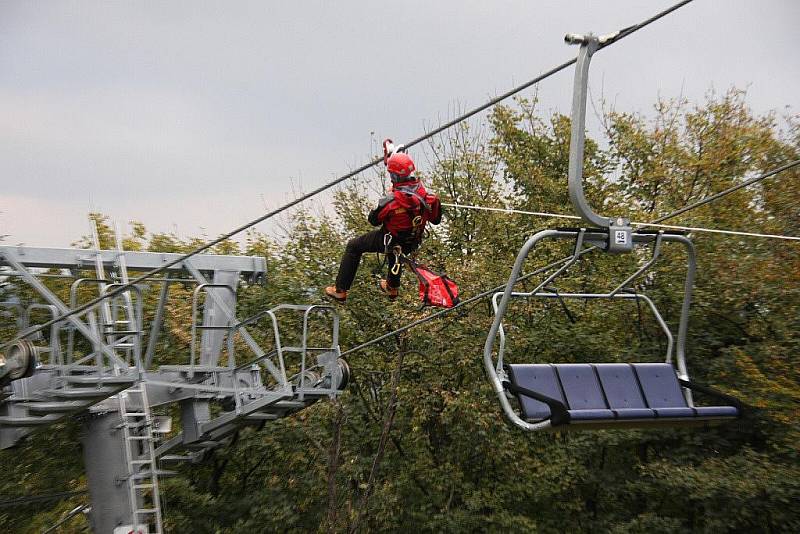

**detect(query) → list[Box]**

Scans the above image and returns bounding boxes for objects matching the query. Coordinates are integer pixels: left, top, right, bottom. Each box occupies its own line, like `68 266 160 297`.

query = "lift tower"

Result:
0 243 349 533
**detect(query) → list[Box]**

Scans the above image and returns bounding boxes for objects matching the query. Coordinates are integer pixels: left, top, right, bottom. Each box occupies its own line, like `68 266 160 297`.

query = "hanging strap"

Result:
502 380 571 426
395 184 431 213
440 274 460 307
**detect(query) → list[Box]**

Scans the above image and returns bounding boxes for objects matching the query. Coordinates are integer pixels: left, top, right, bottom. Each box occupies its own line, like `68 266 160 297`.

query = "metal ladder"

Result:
110 224 142 366
90 221 116 350
118 385 164 534
92 221 142 368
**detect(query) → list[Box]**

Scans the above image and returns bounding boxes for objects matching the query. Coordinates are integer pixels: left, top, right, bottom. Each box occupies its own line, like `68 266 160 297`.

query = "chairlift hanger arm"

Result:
565 32 636 256
566 35 610 229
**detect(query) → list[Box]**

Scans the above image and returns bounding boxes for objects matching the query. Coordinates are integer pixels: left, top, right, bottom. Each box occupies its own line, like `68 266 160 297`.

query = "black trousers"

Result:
335 229 418 291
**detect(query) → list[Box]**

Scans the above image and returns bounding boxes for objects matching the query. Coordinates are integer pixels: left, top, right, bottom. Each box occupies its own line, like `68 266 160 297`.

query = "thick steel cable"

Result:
340 254 577 357
648 159 800 225
443 200 800 241
0 490 88 508
41 503 90 534
341 158 799 357
403 1 694 151
0 0 694 352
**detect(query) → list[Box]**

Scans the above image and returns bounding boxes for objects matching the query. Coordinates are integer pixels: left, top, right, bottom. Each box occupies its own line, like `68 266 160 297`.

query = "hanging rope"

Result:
348 341 407 533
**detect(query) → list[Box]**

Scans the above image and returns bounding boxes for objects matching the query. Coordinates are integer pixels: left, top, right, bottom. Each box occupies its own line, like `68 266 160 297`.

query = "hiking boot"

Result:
325 286 347 303
379 279 399 300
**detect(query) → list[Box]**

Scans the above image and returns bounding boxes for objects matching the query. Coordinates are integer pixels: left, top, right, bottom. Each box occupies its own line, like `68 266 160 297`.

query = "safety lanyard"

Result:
384 233 404 275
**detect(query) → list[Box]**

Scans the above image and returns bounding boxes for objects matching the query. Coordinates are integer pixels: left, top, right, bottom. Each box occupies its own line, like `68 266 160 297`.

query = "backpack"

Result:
394 183 437 243
404 258 460 308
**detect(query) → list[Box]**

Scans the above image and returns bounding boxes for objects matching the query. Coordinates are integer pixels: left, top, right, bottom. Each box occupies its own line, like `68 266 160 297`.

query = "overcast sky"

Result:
1 1 798 248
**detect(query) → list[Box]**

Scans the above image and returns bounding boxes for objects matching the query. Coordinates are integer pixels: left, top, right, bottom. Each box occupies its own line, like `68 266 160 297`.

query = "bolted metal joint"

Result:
564 33 597 46
607 218 634 254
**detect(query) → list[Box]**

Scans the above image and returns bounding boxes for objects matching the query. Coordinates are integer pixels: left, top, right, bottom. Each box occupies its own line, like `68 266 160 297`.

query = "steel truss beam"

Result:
1 248 128 369
0 246 267 280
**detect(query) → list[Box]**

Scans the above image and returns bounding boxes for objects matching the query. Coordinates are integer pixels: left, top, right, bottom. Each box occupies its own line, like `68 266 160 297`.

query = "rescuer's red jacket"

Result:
367 180 442 243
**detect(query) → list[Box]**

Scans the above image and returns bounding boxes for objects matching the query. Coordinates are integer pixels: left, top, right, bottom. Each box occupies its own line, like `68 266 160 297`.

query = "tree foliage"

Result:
1 89 798 533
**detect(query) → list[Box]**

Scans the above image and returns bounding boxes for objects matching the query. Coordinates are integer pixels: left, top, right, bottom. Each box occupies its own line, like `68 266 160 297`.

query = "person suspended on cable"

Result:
325 140 442 302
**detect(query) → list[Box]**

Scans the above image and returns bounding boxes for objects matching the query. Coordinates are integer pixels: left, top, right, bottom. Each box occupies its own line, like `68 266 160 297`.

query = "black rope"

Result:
340 254 578 357
0 0 696 352
0 490 87 508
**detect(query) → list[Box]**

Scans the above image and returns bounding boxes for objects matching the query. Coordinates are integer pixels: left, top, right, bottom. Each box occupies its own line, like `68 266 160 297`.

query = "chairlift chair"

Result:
483 34 742 432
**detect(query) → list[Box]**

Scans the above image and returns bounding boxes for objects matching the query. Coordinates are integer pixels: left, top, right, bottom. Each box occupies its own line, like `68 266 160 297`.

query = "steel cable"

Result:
0 0 695 351
648 159 800 225
341 158 800 356
0 490 88 508
442 159 800 242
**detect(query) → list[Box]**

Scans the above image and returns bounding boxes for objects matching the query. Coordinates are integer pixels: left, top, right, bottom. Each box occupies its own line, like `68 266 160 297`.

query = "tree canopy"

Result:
1 88 799 533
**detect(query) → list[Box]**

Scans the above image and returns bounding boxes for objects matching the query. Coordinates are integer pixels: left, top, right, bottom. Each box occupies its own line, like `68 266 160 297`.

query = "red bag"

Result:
406 259 460 308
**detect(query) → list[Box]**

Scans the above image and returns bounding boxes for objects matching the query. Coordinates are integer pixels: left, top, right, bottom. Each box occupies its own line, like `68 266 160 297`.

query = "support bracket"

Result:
566 32 632 252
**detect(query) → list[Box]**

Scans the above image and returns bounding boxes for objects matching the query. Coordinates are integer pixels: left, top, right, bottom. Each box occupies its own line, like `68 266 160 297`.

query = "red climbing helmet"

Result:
386 152 416 183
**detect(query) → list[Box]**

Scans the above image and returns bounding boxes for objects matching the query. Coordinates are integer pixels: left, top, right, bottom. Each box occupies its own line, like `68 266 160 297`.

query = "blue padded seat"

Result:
506 364 565 421
555 364 615 421
632 363 695 418
508 362 739 426
594 364 655 420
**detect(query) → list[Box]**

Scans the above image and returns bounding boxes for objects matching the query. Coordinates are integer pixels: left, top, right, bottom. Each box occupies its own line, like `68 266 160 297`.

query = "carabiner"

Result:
391 245 403 275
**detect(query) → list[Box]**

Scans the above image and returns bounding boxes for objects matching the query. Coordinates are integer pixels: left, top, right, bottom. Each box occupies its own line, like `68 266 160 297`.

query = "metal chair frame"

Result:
484 228 699 431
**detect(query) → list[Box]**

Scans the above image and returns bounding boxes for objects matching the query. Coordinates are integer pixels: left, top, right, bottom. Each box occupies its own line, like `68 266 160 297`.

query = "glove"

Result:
382 138 406 165
383 139 395 165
